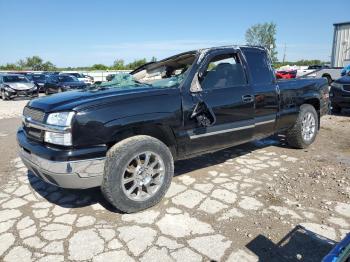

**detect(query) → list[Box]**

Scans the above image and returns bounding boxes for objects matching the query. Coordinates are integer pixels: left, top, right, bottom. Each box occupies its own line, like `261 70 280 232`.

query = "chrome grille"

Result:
23 107 45 123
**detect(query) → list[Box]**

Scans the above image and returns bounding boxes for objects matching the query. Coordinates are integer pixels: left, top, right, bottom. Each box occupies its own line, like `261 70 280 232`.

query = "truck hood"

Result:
27 85 177 112
6 82 35 90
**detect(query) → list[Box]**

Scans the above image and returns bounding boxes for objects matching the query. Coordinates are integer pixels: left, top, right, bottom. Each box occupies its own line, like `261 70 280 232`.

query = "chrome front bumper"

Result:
19 148 105 189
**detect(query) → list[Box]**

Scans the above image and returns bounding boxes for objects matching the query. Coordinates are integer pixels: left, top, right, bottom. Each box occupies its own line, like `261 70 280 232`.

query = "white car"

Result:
61 73 94 85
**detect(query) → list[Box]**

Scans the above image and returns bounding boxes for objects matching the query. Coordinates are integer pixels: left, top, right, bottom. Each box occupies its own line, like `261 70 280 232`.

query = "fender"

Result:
104 112 180 157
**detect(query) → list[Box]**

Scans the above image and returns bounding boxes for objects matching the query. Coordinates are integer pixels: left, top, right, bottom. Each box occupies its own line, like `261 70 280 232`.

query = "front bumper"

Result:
17 128 106 189
19 147 105 189
6 89 38 98
330 87 350 108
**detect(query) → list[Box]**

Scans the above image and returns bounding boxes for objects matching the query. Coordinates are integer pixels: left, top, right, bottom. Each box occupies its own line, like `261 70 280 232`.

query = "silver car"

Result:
0 74 38 100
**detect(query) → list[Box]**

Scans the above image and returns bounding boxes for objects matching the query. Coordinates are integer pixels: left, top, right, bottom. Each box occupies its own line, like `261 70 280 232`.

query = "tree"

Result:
126 58 147 70
25 56 44 70
41 61 56 71
0 63 21 70
112 59 125 70
245 22 278 62
91 64 109 70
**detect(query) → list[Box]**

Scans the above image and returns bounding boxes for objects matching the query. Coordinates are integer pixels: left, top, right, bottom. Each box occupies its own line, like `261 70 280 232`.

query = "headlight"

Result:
4 86 14 92
32 85 37 91
331 82 343 89
44 132 72 146
46 111 75 126
44 111 75 146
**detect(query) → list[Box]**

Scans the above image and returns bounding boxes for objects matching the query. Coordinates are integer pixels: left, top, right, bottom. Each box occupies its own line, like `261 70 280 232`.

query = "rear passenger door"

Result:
182 49 255 154
241 47 279 138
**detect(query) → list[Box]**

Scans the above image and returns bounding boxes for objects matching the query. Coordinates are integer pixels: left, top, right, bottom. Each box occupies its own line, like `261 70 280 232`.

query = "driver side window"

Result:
201 53 247 90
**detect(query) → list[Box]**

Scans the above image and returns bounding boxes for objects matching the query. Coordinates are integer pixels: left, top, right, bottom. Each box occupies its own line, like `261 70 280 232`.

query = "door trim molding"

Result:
187 115 276 139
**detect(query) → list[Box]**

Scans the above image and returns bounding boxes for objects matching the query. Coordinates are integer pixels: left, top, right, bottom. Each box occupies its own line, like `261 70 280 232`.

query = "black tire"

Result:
1 90 8 101
331 104 341 114
101 135 174 213
286 104 319 149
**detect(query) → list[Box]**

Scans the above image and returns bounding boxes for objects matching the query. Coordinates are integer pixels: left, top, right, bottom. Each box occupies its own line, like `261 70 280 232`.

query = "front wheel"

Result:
101 135 174 213
1 90 8 101
286 104 319 149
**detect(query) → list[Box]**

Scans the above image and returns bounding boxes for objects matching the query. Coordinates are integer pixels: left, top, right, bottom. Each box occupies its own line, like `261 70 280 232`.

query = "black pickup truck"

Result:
17 46 329 213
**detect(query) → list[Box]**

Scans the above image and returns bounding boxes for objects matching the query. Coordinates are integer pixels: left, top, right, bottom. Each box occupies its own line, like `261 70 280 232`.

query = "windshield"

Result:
58 75 78 82
3 75 30 83
99 71 186 89
32 75 46 81
69 73 83 78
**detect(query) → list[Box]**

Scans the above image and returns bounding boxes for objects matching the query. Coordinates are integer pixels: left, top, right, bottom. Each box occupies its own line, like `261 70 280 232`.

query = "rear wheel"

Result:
101 135 174 213
286 104 318 149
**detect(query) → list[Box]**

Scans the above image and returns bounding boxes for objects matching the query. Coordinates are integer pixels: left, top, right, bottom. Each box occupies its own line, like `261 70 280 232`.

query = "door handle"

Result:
242 94 254 103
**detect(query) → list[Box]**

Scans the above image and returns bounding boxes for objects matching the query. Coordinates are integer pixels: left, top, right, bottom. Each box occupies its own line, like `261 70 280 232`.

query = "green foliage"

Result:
111 59 125 70
0 55 155 71
0 56 56 71
126 59 147 70
91 64 109 70
246 22 278 63
0 63 21 70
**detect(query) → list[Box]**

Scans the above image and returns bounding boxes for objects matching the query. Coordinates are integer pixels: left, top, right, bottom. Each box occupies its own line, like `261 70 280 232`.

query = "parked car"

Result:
62 72 94 85
322 233 350 262
276 69 297 79
298 65 342 85
341 64 350 76
329 71 350 113
31 73 49 92
0 74 38 100
18 46 329 213
44 74 87 95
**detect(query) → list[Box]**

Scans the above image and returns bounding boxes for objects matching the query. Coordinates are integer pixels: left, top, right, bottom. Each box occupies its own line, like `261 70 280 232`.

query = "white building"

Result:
331 21 350 67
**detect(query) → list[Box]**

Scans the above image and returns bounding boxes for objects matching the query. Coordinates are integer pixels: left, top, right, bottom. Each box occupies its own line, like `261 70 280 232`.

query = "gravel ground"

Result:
0 99 349 262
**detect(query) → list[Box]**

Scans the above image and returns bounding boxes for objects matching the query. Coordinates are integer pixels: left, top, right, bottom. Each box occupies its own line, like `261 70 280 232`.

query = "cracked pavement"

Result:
0 100 349 262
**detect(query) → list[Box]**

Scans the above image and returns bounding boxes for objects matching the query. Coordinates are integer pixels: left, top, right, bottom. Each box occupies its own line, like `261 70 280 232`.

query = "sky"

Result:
0 0 349 67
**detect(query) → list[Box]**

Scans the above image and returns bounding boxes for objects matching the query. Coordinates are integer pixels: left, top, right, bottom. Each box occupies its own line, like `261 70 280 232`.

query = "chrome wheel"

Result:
122 151 165 201
301 112 316 142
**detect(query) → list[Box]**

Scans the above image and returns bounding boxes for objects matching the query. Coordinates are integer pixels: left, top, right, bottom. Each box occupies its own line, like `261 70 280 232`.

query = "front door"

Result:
181 50 255 155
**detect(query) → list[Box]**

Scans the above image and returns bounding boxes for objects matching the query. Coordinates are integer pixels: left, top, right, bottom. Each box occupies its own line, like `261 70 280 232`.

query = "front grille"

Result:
343 85 350 92
23 107 45 123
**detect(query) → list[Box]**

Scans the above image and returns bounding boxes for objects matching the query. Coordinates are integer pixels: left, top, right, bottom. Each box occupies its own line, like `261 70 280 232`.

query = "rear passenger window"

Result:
243 50 273 85
201 53 247 90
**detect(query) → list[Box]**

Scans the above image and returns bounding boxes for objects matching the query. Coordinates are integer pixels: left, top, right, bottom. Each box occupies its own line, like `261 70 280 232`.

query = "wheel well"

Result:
304 98 320 111
107 124 177 158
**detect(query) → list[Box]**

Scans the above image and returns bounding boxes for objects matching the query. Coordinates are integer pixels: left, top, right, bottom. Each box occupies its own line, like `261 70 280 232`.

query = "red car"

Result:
276 70 297 79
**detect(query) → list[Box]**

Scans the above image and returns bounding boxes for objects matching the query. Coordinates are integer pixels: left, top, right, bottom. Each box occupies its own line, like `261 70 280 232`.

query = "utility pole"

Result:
282 43 287 64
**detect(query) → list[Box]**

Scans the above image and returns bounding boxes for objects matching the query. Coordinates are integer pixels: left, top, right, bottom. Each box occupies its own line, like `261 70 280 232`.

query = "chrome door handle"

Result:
242 94 254 103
